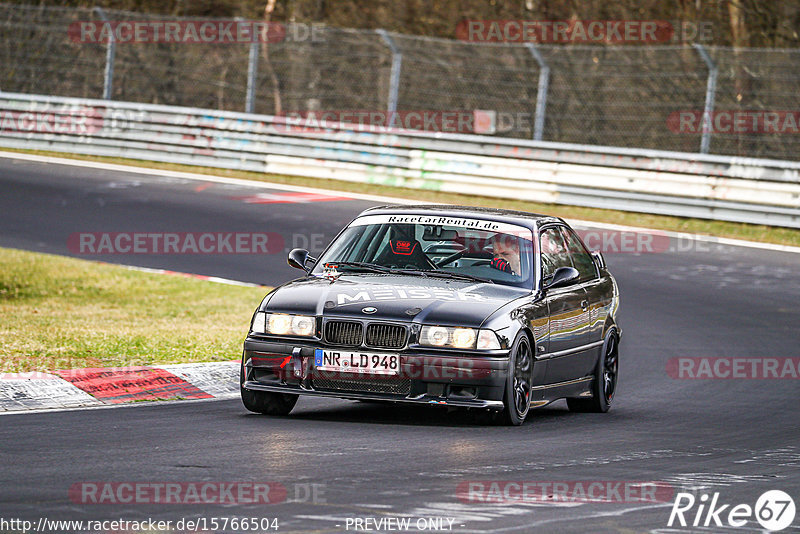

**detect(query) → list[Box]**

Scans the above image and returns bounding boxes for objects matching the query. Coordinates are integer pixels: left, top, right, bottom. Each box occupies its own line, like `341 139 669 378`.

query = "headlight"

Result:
291 315 315 336
419 326 500 350
424 326 449 346
477 329 501 350
451 328 476 349
268 313 292 335
251 312 316 337
251 312 267 334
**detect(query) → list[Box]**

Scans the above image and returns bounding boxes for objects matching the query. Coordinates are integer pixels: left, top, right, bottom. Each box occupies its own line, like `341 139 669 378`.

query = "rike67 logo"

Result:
668 490 796 531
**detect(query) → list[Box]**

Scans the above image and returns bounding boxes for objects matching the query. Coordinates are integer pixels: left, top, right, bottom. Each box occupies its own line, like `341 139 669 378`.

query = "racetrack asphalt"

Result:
1 155 798 533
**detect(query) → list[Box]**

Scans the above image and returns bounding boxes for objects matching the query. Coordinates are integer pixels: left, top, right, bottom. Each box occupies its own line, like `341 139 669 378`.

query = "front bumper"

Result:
242 337 510 411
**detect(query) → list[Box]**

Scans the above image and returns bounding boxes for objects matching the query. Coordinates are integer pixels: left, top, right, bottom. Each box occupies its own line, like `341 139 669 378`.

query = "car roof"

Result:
358 204 564 230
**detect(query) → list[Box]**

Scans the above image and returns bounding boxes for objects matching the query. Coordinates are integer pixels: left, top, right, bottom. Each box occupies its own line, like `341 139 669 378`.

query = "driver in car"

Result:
490 233 520 275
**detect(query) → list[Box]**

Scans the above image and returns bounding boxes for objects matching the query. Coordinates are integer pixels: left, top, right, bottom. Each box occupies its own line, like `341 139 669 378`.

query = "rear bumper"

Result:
242 337 510 411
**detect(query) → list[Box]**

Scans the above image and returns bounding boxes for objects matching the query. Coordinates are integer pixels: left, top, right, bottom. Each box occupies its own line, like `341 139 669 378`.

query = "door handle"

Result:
581 299 588 311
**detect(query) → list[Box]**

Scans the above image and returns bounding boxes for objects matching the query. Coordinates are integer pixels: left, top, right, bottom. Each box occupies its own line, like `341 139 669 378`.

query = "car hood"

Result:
263 274 528 327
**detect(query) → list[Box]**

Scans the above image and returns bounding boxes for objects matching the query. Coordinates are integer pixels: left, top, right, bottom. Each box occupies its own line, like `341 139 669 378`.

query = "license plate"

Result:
314 349 400 375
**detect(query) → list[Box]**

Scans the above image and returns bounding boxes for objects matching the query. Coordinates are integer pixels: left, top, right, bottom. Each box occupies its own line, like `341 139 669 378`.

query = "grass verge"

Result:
0 247 268 373
3 147 800 248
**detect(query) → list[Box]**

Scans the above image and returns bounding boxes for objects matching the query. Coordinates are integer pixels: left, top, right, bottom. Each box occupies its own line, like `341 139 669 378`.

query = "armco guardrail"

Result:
1 92 799 228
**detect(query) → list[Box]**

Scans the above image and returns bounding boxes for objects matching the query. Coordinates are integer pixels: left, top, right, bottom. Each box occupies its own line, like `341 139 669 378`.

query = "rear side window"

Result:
539 227 573 281
559 227 597 282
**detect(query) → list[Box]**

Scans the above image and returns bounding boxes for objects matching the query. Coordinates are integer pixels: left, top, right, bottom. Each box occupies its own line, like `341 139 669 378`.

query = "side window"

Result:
560 227 597 282
539 227 573 281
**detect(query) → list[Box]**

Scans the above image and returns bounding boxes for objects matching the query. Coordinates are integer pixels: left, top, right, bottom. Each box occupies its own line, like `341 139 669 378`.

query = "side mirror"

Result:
288 248 316 273
543 266 579 291
591 250 606 270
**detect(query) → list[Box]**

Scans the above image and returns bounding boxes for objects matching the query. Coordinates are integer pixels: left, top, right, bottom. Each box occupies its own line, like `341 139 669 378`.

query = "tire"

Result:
240 361 298 416
567 331 618 413
500 334 534 426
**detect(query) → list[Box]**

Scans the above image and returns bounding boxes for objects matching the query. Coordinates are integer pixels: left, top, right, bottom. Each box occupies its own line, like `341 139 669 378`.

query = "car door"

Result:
539 226 592 384
557 226 606 379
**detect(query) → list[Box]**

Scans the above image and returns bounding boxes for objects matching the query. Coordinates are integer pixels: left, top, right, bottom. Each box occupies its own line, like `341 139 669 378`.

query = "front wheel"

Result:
501 334 534 426
240 361 298 415
567 331 618 413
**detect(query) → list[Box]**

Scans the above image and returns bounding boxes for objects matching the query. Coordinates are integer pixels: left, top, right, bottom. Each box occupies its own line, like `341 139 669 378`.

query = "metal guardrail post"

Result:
693 44 718 154
526 43 550 141
94 7 115 100
376 30 402 114
245 40 260 114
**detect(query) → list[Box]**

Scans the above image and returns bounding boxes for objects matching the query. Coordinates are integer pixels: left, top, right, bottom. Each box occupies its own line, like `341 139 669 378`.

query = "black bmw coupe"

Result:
241 205 620 425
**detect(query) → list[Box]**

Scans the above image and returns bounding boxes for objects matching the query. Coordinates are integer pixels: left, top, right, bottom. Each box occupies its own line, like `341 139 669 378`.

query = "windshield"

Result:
313 214 535 288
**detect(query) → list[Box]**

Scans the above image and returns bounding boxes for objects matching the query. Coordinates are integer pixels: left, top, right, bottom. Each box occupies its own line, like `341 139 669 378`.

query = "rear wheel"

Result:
501 334 533 426
567 331 618 413
240 361 298 415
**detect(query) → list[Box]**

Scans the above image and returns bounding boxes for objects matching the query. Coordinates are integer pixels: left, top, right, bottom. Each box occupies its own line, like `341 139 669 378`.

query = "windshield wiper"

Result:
391 268 494 284
323 261 393 274
324 263 493 284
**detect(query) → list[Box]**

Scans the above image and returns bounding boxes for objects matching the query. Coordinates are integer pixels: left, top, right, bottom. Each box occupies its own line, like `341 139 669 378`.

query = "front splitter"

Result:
242 380 506 410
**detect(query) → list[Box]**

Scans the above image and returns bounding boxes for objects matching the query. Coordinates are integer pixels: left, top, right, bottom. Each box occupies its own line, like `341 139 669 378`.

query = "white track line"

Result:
0 150 418 205
118 264 264 287
1 150 798 255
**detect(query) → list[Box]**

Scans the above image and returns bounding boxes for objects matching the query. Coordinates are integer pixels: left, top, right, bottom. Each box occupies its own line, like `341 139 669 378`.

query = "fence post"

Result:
94 7 115 100
693 44 718 154
526 43 549 141
245 40 260 114
376 29 402 114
